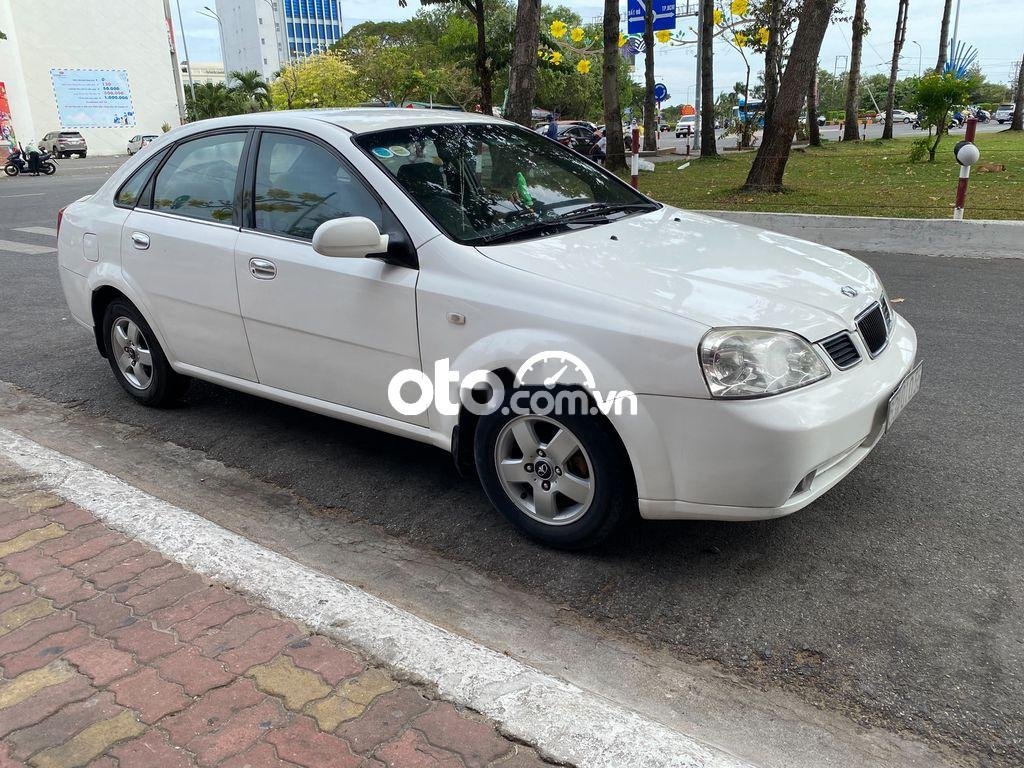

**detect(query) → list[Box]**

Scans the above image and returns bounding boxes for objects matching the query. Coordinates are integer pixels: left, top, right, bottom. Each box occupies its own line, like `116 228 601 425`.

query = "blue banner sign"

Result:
627 0 677 34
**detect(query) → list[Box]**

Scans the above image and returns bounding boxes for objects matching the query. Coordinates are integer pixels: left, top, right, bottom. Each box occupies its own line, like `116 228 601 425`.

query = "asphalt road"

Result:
1 158 1021 765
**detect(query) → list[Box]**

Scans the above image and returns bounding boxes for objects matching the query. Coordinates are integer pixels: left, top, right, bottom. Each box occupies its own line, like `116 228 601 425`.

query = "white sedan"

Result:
56 109 920 548
877 109 917 124
126 134 160 155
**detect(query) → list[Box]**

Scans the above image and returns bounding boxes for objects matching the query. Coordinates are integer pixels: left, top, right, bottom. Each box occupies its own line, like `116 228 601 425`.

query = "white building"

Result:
181 61 227 85
214 0 286 81
213 0 343 81
0 0 182 156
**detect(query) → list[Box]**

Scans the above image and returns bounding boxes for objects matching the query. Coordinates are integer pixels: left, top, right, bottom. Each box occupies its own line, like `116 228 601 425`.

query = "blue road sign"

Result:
653 83 669 102
627 0 676 35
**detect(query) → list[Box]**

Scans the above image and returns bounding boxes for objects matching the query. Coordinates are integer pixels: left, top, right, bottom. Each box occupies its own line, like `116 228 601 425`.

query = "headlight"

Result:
700 328 830 398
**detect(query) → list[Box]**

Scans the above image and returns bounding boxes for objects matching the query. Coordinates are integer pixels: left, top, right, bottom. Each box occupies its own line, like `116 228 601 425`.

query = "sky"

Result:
174 0 1024 105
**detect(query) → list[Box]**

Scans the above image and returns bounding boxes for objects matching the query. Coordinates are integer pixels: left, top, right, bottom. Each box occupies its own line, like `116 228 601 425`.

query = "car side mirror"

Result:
311 217 389 259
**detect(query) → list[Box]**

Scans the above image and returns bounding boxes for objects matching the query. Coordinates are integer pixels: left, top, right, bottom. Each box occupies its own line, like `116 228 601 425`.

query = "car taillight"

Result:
57 207 65 236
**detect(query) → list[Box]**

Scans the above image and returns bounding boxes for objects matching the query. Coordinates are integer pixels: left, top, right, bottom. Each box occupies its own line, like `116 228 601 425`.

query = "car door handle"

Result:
249 258 277 280
130 232 150 250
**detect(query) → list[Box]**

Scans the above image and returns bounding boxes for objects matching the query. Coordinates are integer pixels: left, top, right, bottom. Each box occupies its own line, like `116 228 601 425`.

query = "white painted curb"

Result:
704 211 1024 259
0 428 752 768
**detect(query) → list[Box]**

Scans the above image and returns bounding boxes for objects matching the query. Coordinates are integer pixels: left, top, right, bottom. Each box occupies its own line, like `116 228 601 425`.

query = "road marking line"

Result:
0 193 47 198
0 239 56 255
15 226 58 237
0 428 751 768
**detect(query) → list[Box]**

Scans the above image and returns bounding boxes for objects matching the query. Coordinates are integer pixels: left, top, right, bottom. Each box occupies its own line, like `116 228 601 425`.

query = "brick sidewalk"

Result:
0 486 552 768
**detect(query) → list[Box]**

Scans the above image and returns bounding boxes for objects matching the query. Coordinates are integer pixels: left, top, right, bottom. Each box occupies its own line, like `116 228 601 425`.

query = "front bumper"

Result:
635 313 918 520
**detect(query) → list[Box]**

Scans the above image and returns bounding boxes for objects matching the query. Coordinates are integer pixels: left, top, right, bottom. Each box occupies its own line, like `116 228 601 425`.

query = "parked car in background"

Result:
876 109 917 124
127 135 160 155
40 131 87 158
995 104 1017 124
57 108 920 548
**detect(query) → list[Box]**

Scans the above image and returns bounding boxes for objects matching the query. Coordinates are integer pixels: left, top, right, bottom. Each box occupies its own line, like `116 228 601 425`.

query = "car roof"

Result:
171 108 509 137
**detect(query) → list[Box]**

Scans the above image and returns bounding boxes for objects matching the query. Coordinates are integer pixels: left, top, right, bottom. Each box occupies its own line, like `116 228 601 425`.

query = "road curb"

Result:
703 211 1024 258
0 427 754 768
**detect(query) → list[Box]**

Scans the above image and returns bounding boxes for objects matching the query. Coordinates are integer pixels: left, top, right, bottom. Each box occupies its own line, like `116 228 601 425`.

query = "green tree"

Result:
228 70 272 112
909 72 975 162
270 53 364 110
842 0 866 140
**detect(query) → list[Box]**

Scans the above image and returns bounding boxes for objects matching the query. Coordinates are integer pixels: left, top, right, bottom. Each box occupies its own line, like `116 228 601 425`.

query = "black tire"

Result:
41 162 56 175
101 299 189 406
79 152 87 158
474 388 633 549
3 163 17 177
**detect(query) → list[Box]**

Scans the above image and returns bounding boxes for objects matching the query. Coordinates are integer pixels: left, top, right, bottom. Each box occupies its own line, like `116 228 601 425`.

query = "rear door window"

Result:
116 150 168 208
151 132 246 224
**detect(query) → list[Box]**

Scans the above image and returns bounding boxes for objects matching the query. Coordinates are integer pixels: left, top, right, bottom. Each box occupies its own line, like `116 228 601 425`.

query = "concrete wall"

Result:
704 211 1024 259
0 0 182 156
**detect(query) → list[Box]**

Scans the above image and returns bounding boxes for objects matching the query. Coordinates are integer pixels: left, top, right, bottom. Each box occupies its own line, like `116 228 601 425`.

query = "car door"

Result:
121 129 257 381
233 129 423 424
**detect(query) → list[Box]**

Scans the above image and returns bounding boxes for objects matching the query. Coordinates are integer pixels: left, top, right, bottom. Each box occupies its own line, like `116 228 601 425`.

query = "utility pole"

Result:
693 0 702 152
949 0 962 63
162 0 188 125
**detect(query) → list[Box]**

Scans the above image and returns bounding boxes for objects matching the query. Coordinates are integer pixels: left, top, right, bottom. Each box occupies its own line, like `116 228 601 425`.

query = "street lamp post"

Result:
911 40 922 77
175 0 197 109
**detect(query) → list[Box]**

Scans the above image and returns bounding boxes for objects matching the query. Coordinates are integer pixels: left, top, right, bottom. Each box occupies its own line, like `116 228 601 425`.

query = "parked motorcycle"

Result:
4 149 58 176
975 108 991 123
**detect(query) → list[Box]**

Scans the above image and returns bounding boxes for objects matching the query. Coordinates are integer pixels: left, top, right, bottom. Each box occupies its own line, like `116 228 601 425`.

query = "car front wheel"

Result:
102 300 189 406
474 394 632 549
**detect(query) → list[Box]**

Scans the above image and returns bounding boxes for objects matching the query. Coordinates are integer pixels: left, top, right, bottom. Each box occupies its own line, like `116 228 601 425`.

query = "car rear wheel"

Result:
102 300 189 406
474 392 632 549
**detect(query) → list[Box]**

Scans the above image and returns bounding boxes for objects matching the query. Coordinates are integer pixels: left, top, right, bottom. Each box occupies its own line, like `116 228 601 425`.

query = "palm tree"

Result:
228 70 272 112
935 0 952 72
601 0 626 172
842 0 865 141
505 0 541 126
186 82 244 121
882 0 909 140
699 0 716 156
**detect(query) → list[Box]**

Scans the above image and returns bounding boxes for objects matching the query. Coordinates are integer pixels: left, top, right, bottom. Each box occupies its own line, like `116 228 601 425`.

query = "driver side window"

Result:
253 132 382 241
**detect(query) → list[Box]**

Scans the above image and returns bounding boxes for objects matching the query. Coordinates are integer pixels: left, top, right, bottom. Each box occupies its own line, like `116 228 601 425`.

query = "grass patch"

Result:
639 130 1024 220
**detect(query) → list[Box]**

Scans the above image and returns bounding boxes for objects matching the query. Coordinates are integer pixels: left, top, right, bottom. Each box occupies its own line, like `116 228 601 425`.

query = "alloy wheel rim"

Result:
494 415 595 526
111 317 154 390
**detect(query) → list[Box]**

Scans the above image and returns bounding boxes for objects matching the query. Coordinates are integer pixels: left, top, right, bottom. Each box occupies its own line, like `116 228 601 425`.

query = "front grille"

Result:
857 303 889 357
821 333 861 369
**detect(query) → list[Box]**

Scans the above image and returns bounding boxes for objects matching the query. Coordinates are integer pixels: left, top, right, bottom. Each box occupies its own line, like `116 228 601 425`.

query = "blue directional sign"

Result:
627 0 677 35
653 83 669 102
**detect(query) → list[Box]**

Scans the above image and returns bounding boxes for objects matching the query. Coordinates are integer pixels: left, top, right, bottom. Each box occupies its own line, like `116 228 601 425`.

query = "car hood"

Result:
475 206 881 340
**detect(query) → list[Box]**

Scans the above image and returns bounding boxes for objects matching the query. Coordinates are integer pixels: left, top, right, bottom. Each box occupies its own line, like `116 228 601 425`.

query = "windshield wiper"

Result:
473 202 658 245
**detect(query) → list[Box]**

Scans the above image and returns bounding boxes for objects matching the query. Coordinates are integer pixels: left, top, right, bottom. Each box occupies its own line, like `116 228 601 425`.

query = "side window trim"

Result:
141 128 252 226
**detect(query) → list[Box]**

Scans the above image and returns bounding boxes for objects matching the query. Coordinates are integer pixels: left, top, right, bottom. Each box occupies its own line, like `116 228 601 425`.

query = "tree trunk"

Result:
505 0 540 126
935 0 952 73
699 0 717 156
808 66 820 146
763 0 782 122
1011 55 1024 131
744 0 836 191
602 0 626 171
842 0 865 140
471 0 493 115
642 0 657 152
883 0 909 140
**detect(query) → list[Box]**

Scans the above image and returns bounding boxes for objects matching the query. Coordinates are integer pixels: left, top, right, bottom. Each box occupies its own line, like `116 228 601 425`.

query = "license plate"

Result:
887 362 923 431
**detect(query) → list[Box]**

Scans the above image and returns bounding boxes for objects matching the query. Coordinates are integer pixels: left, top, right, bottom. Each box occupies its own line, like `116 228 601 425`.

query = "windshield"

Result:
354 122 656 245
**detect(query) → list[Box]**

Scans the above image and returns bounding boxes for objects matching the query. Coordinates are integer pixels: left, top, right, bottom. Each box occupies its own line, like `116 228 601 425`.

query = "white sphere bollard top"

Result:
953 140 981 166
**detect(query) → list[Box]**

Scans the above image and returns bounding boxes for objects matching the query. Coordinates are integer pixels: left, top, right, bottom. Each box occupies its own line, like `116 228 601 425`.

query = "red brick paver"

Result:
0 488 554 767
